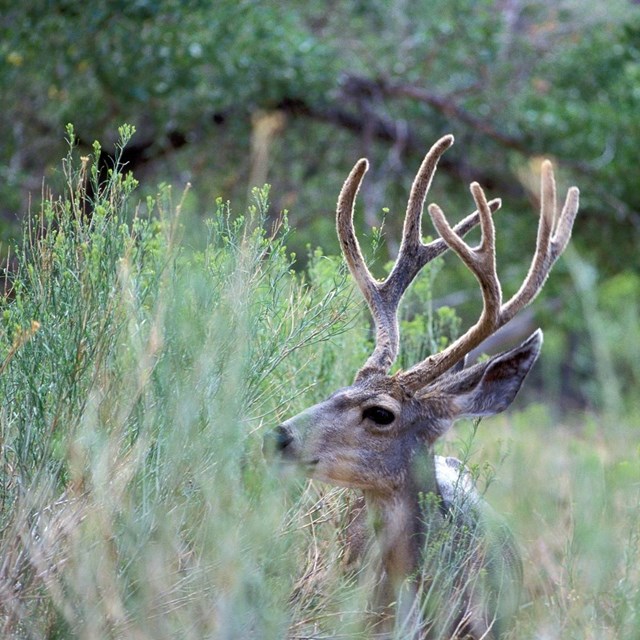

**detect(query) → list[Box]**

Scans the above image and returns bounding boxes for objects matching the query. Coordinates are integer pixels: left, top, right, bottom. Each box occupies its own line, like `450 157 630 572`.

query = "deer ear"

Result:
446 330 543 418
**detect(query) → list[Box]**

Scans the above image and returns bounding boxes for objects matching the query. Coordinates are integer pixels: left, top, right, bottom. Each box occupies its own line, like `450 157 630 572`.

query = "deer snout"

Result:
263 424 294 460
274 425 294 451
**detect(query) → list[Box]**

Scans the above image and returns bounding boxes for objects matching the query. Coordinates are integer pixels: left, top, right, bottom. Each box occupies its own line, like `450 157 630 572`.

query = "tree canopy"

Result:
1 0 639 408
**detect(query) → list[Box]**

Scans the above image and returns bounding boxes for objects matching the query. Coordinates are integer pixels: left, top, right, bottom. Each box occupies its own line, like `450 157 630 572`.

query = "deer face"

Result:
267 331 542 496
269 375 418 494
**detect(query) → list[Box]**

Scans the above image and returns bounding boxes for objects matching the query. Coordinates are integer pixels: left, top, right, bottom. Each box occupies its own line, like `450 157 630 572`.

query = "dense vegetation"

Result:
0 2 639 637
0 130 638 639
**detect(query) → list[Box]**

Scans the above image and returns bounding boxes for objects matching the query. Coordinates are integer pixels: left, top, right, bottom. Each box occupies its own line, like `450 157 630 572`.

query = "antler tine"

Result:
338 136 503 380
336 158 377 300
501 160 580 323
431 182 501 313
548 160 580 259
337 158 400 375
398 160 579 391
383 136 502 306
401 135 455 253
381 135 454 308
398 183 503 388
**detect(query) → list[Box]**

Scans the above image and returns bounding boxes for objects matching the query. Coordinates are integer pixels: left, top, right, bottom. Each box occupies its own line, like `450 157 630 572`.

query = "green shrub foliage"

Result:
1 131 638 639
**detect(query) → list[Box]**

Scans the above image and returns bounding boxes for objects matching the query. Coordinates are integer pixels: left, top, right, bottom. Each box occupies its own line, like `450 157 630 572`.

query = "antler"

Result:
336 135 502 380
398 158 580 390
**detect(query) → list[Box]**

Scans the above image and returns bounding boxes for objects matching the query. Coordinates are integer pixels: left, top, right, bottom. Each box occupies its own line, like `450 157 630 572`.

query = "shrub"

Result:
0 127 364 638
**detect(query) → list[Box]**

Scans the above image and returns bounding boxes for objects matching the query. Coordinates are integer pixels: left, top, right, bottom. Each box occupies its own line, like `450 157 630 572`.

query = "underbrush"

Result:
443 408 640 640
0 129 638 639
0 127 366 638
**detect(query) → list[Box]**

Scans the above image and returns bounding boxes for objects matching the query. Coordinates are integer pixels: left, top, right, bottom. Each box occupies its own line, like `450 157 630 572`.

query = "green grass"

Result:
442 408 640 639
1 129 638 639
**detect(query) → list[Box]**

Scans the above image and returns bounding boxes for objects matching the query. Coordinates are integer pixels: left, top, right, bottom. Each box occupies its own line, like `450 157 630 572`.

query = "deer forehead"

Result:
286 379 454 440
323 377 412 412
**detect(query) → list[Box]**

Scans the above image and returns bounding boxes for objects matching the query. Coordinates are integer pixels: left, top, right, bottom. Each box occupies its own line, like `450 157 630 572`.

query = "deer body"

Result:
266 135 579 638
366 453 522 638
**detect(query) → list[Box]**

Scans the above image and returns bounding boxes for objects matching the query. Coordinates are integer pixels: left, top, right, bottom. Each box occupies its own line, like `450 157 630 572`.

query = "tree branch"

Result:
278 94 521 197
379 79 527 152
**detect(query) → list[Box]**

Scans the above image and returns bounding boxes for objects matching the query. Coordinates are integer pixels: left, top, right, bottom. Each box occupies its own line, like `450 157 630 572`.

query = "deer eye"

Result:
363 406 395 425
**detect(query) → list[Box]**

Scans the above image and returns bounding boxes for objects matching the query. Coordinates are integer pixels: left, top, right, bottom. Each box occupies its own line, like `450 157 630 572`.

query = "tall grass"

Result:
1 128 638 639
0 126 367 638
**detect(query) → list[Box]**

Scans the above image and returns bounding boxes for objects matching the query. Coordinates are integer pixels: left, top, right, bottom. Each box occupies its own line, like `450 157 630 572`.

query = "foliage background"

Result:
0 1 639 638
2 0 639 412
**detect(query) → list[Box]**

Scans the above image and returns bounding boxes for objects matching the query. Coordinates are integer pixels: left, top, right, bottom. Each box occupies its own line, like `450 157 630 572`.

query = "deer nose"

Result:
263 425 294 459
274 425 293 451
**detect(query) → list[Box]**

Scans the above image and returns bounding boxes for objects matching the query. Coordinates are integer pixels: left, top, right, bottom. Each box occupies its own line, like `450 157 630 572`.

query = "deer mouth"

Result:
281 457 319 471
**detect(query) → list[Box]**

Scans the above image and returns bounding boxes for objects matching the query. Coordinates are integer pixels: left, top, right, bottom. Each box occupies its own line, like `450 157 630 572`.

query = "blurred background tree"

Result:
1 0 638 413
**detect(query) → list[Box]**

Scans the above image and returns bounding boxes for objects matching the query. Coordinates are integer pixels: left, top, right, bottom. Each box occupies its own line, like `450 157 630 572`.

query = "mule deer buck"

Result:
265 135 579 638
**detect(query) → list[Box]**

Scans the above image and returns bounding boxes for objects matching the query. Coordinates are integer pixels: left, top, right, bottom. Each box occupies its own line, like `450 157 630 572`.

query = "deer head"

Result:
272 330 543 496
265 134 579 637
268 134 578 493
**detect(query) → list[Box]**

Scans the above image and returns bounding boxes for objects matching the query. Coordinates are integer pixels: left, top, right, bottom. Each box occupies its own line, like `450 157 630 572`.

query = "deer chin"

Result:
307 459 378 491
301 458 320 471
273 458 364 491
275 454 319 470
308 470 362 490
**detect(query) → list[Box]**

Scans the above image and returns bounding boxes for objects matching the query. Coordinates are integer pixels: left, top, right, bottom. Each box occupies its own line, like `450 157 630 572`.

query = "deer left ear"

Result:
445 329 543 418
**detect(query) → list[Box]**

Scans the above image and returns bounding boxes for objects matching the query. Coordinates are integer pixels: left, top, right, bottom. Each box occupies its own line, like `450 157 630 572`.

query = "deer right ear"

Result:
447 330 543 418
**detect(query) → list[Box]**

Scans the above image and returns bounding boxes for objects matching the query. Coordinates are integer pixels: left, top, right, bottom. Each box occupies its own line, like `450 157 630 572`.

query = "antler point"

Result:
541 159 556 188
338 138 578 388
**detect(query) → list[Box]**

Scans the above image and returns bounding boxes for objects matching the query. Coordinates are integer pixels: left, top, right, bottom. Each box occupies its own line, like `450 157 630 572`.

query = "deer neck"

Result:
364 447 441 588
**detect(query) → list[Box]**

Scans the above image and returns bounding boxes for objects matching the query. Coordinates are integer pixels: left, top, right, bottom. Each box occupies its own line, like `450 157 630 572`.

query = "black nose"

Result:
263 425 293 459
274 425 293 451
